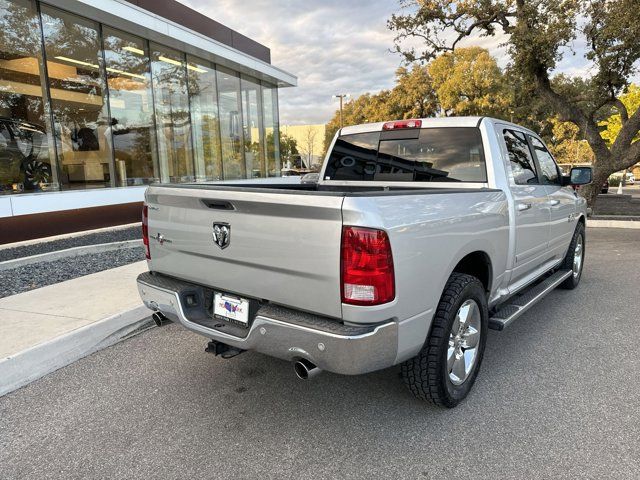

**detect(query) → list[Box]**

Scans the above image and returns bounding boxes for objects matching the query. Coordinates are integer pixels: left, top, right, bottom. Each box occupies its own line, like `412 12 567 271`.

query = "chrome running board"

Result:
489 270 572 331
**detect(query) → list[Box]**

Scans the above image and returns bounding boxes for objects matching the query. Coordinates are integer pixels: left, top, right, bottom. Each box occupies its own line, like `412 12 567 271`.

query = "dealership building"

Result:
0 0 296 243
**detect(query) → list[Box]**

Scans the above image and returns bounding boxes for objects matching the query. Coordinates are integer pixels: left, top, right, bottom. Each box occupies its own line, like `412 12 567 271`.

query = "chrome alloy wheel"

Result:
573 234 584 279
448 299 481 386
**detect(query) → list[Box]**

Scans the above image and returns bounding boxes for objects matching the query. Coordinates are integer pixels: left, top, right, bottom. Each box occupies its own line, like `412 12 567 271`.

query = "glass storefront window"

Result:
240 75 264 178
0 0 56 194
102 27 158 186
150 43 194 183
216 67 244 179
41 5 112 190
1 1 283 194
186 55 222 181
262 84 280 177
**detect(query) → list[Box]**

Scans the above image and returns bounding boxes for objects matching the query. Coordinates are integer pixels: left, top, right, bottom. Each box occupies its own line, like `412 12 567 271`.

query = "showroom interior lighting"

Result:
106 67 145 80
187 64 207 73
54 56 98 69
158 55 182 66
123 45 145 55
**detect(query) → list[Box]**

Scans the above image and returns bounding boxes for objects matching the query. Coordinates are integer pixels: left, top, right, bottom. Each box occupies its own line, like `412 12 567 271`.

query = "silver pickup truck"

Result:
137 117 591 407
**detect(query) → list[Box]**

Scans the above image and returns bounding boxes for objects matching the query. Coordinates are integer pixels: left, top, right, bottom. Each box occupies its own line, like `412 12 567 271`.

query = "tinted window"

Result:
324 127 486 182
324 132 379 180
530 136 560 185
504 129 538 185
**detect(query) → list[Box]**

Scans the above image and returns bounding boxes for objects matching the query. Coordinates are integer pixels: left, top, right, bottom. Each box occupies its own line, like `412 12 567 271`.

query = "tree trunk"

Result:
580 162 610 209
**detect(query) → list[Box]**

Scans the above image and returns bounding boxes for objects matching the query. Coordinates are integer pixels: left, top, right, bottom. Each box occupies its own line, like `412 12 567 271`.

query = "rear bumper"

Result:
137 272 398 375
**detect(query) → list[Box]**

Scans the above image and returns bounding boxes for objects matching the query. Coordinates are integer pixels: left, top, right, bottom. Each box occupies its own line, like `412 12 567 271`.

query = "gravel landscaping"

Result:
0 246 145 298
0 225 141 262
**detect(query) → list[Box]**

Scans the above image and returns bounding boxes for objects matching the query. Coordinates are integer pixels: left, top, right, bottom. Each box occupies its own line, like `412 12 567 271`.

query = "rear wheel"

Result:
559 222 585 290
401 273 488 408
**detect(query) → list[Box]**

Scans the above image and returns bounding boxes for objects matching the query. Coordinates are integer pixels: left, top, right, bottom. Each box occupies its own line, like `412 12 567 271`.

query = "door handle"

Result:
548 199 560 207
517 202 532 211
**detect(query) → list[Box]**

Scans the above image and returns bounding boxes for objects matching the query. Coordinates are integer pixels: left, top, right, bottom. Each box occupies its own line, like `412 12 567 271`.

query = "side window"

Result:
503 129 538 185
530 136 560 185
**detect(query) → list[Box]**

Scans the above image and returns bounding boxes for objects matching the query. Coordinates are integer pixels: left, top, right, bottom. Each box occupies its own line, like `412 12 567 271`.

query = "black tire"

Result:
559 222 585 290
401 273 488 408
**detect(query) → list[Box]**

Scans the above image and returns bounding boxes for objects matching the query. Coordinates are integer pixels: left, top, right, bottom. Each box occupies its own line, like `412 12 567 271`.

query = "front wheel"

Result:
401 273 488 408
559 222 585 290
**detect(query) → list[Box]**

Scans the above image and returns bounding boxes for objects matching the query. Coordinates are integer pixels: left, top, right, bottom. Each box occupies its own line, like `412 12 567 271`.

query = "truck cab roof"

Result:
339 116 537 137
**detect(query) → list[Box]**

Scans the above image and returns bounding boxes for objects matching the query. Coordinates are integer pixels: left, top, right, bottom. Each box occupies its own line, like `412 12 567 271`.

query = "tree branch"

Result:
535 73 610 162
612 106 640 161
616 139 640 172
614 98 629 123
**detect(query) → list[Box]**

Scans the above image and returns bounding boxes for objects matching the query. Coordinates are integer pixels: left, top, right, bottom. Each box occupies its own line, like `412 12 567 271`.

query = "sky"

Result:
178 0 606 126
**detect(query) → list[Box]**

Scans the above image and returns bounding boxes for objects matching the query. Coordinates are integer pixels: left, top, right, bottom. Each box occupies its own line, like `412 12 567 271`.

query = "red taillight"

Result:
341 226 395 306
382 119 422 130
142 204 150 259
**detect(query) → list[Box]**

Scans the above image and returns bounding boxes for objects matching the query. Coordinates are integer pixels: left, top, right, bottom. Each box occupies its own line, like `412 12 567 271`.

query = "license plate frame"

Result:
213 292 250 326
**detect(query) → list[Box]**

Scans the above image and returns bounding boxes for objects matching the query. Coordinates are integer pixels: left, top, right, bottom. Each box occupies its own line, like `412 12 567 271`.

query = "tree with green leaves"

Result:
325 47 508 145
547 117 595 166
388 65 438 119
272 131 298 165
428 46 512 117
388 0 640 206
600 85 640 148
324 90 399 151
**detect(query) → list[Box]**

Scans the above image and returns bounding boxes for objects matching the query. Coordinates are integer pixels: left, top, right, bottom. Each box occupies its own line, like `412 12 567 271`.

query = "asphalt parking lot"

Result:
1 227 639 479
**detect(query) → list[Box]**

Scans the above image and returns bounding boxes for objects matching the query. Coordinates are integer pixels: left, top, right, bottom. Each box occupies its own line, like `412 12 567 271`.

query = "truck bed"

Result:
144 181 507 321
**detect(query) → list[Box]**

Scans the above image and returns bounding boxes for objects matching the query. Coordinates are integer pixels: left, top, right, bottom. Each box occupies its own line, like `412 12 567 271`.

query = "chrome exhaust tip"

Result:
294 359 322 380
152 312 171 327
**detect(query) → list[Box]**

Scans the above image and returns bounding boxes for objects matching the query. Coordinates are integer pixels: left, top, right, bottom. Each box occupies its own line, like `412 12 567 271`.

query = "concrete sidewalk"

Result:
0 261 150 395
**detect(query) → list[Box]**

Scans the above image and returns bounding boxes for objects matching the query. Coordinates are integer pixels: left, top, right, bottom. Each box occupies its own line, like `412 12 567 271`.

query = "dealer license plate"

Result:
213 292 250 325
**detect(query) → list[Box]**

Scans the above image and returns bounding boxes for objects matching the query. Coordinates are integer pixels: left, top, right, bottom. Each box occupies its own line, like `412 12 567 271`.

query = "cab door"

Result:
528 135 576 261
501 128 552 287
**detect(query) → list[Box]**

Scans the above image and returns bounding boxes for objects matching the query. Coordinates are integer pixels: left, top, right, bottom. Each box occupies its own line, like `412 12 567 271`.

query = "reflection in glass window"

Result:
504 129 538 185
216 67 244 179
0 0 56 194
150 43 194 183
262 84 280 176
241 76 264 178
324 132 379 180
530 136 560 185
41 5 112 190
186 55 222 181
378 128 486 182
102 27 158 186
324 128 486 182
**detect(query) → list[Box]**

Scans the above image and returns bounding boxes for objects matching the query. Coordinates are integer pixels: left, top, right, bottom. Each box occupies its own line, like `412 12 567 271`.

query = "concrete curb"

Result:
0 239 142 271
0 305 152 397
587 219 640 229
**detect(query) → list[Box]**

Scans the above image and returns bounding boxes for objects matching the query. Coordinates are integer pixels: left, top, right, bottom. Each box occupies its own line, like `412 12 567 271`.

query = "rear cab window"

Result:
324 127 487 183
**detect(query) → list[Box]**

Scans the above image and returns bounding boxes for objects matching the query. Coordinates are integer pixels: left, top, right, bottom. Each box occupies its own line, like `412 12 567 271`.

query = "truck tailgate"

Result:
145 185 344 318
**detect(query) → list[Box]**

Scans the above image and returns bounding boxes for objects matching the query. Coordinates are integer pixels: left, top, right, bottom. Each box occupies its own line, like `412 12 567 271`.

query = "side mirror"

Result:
566 166 592 186
300 172 320 184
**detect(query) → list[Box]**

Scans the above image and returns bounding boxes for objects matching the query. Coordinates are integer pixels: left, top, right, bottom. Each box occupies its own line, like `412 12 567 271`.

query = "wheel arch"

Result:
451 250 493 294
